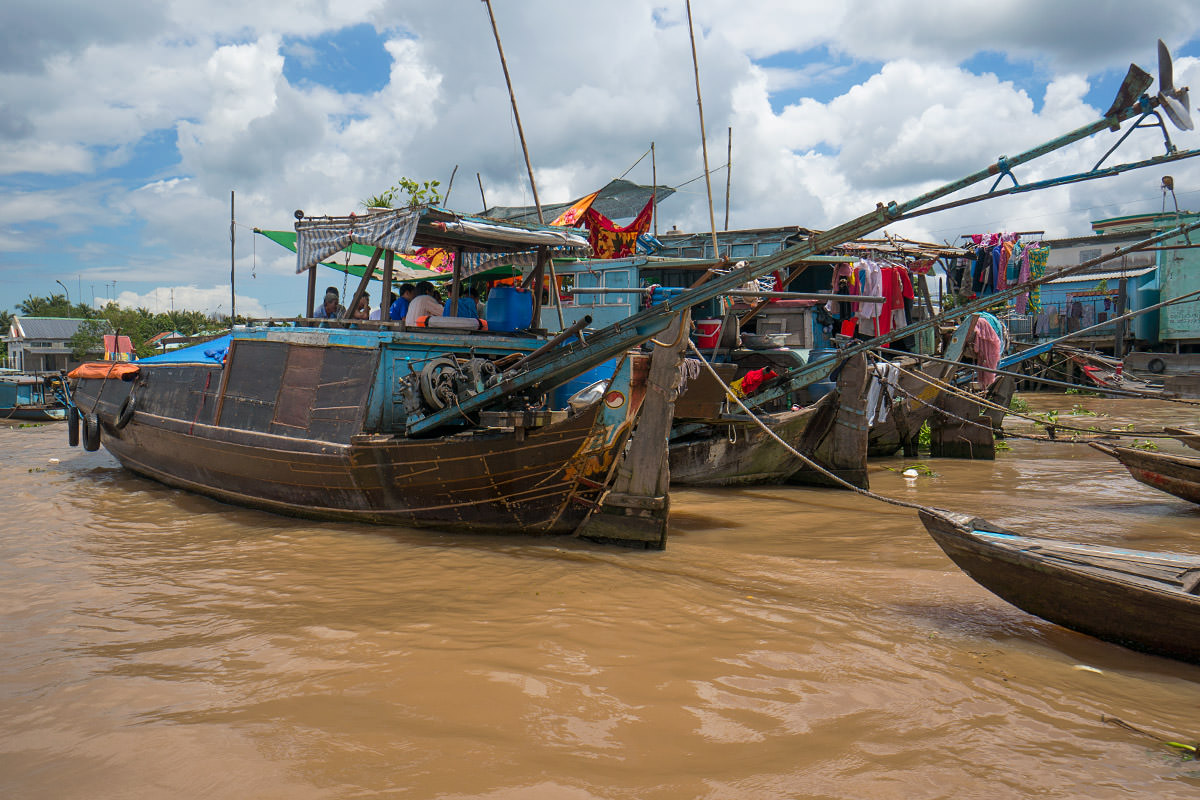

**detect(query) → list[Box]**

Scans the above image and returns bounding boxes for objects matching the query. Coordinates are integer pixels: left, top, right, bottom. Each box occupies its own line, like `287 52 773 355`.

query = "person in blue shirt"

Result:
312 288 345 319
444 285 480 319
388 284 416 321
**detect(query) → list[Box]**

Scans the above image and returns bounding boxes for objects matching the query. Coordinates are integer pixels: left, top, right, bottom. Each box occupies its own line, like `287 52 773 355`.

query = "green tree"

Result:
17 293 95 319
69 319 111 360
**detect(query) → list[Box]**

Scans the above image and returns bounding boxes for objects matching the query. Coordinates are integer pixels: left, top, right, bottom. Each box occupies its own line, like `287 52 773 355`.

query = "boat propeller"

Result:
1158 38 1194 131
1104 39 1193 132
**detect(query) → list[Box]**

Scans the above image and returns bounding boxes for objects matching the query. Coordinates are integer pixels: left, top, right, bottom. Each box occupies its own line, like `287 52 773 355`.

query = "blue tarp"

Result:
137 334 230 364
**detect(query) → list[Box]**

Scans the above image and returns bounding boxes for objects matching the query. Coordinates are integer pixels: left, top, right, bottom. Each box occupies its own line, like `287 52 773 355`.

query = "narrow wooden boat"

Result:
669 352 869 488
1090 442 1200 504
1164 426 1200 452
866 361 942 457
919 507 1200 665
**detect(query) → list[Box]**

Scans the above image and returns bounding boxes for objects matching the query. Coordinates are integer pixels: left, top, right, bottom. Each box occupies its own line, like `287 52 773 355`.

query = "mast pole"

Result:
482 0 565 330
686 0 720 260
481 0 544 224
724 126 732 230
651 141 658 237
230 190 236 322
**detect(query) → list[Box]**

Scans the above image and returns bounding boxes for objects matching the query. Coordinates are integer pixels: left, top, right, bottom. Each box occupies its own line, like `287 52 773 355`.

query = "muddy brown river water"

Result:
4 393 1200 798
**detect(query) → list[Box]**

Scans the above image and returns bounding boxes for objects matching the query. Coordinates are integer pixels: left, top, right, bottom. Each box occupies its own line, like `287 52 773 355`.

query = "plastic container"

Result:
804 348 839 400
486 286 534 332
551 359 618 410
694 319 722 348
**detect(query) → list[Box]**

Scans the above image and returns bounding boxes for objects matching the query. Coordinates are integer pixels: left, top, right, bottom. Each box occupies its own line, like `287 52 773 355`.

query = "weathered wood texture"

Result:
70 341 637 536
921 508 1200 665
790 351 870 489
929 386 995 459
1093 443 1200 505
574 313 691 549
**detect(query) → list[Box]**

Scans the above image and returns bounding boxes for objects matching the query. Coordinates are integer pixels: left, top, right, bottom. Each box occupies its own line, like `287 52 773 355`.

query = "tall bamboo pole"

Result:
481 0 564 330
724 127 732 230
230 190 236 322
686 0 720 260
481 0 544 224
651 141 658 237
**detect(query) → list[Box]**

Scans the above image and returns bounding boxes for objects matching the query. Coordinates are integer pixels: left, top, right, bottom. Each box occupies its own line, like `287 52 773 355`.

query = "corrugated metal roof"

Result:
11 317 96 340
1045 267 1154 284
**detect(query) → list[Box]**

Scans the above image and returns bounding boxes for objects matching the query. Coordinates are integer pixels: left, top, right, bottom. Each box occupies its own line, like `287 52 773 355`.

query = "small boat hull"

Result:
1092 443 1200 504
1164 426 1200 452
920 508 1200 665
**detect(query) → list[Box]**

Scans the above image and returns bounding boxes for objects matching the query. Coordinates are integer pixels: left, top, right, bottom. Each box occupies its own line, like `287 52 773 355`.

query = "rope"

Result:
874 353 1180 439
909 350 1200 406
868 355 1116 446
684 340 933 512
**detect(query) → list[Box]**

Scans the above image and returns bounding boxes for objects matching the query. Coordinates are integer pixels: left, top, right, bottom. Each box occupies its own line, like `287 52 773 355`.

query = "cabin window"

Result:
603 270 633 305
681 246 703 258
573 272 599 306
1080 248 1101 263
273 345 325 428
758 242 781 255
730 244 755 258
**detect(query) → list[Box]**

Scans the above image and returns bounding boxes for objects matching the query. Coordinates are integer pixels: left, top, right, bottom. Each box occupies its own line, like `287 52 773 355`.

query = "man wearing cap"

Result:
313 287 345 319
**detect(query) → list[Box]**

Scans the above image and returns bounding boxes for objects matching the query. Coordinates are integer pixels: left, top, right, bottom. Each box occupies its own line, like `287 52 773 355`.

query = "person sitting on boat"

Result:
351 293 371 320
388 284 416 321
443 285 480 319
405 281 444 326
313 287 345 319
370 291 397 321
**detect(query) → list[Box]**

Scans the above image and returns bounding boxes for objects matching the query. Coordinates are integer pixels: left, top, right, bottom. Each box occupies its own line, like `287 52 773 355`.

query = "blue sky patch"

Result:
282 23 394 96
754 46 883 112
961 50 1047 112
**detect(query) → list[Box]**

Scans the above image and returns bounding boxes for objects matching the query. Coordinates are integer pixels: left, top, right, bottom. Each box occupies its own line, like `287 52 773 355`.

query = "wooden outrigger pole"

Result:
481 0 566 331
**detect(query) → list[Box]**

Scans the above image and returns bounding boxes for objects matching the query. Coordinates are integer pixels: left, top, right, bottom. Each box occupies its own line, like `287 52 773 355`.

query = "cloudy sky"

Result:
3 1 1200 318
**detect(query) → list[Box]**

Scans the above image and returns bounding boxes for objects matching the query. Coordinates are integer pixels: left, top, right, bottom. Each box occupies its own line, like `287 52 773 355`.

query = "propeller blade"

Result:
1159 39 1176 96
1105 63 1154 117
1160 91 1194 131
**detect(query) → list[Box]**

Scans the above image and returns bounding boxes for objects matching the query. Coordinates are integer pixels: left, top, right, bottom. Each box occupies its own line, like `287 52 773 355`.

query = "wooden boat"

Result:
669 352 869 488
919 507 1200 665
1164 426 1200 452
866 359 942 457
1090 442 1200 504
0 371 66 421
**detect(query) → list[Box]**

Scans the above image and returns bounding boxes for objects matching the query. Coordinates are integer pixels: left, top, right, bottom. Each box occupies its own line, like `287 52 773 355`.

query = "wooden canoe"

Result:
1090 442 1200 504
1164 426 1200 452
919 507 1200 665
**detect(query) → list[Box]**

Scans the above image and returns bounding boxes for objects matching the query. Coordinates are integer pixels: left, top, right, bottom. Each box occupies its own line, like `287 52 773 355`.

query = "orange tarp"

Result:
67 362 141 380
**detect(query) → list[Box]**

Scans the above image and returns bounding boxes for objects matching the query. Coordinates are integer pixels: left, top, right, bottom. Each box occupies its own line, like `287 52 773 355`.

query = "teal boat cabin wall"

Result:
1037 211 1200 347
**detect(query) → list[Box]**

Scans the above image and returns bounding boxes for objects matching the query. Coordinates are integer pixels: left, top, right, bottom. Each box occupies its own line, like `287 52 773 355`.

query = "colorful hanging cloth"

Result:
582 197 654 259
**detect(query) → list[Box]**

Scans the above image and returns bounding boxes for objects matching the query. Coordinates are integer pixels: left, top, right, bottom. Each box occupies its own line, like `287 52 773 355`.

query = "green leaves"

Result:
362 177 443 210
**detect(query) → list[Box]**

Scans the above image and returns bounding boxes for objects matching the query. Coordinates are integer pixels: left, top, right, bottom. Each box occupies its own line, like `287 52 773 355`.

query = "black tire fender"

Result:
83 413 101 452
68 406 80 447
1147 357 1166 374
115 392 136 430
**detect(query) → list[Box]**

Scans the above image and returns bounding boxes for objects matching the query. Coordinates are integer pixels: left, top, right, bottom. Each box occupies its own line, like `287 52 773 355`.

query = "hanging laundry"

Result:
1027 246 1048 313
856 259 884 338
971 317 1002 389
581 197 653 258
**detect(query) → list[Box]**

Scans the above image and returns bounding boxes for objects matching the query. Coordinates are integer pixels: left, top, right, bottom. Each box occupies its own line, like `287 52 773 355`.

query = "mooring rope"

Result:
866 356 1120 446
872 353 1182 439
906 350 1200 407
685 340 934 512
